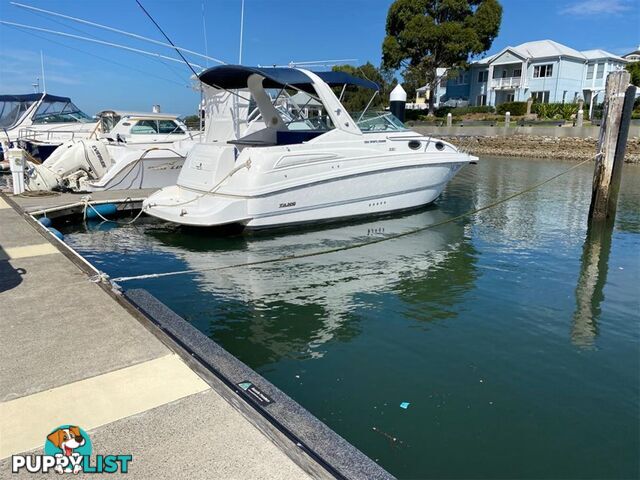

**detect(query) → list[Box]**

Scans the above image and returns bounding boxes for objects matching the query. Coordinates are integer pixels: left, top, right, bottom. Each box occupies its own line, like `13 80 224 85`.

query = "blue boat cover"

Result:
0 93 71 102
198 65 379 92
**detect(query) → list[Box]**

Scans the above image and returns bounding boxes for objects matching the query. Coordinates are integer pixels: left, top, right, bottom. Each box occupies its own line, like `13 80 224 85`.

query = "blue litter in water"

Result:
48 227 64 241
400 402 410 409
38 217 52 227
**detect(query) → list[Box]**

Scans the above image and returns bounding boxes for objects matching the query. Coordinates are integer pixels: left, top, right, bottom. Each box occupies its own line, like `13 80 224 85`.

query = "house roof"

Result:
472 40 625 67
581 49 626 61
623 45 640 58
513 40 584 59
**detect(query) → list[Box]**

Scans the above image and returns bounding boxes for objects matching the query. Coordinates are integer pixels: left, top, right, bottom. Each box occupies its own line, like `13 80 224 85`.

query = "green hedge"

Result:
434 105 495 117
404 109 426 121
496 102 527 116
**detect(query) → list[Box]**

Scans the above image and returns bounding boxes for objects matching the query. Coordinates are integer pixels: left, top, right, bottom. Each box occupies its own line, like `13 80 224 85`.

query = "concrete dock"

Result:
0 189 392 479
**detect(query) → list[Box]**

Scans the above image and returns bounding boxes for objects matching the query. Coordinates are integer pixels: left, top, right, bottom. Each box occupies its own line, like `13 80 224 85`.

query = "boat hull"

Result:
85 154 186 191
144 161 466 228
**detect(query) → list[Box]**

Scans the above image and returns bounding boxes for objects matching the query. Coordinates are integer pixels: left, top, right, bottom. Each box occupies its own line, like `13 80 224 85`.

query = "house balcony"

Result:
491 77 522 89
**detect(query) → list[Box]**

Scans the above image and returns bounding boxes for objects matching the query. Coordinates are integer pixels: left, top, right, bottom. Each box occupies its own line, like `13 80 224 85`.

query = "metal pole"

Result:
239 0 245 64
40 50 46 93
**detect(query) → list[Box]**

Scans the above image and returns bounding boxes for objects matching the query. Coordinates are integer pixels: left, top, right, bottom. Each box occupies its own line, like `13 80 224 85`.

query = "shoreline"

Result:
412 129 640 164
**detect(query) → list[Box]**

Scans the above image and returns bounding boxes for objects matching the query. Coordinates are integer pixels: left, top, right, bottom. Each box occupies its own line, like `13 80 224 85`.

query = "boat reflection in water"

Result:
69 206 477 366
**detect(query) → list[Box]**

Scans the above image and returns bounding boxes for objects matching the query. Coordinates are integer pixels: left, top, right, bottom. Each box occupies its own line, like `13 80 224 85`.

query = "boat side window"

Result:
130 120 159 134
0 99 35 128
158 120 185 134
32 100 92 124
275 88 335 132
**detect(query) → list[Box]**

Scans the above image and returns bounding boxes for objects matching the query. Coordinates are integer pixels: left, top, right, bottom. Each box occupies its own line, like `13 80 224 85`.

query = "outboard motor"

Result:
25 140 114 191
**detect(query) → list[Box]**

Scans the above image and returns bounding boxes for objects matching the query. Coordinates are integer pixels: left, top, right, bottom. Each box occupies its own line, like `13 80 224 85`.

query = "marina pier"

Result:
0 190 391 479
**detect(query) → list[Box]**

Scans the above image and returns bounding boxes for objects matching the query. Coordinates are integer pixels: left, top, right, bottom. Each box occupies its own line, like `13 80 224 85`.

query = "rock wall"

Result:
420 134 640 163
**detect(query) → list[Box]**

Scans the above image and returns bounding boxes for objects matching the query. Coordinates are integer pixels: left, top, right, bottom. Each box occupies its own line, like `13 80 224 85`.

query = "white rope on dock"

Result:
109 156 594 284
81 196 146 225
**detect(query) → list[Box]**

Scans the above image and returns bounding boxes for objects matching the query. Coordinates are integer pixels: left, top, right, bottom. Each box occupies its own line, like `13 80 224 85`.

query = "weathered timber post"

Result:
576 109 584 127
588 70 636 221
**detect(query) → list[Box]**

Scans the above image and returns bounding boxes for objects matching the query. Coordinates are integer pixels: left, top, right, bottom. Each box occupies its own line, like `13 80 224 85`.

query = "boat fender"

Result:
86 203 118 220
48 227 64 241
38 217 53 228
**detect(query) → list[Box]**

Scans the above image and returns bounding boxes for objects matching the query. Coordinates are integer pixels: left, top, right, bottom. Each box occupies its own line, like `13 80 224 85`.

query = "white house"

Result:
432 40 627 109
623 45 640 62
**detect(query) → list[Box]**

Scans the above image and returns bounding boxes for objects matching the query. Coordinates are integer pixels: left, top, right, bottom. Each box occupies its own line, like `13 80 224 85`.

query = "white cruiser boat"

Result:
22 112 198 192
0 93 97 162
144 65 476 229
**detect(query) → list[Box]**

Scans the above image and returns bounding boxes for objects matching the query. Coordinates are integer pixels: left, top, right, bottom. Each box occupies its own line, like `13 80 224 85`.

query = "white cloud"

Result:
560 0 632 15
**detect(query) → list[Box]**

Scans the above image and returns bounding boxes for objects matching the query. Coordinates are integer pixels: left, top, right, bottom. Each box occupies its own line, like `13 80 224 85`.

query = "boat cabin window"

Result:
32 99 93 124
158 119 186 134
130 119 186 135
0 98 36 129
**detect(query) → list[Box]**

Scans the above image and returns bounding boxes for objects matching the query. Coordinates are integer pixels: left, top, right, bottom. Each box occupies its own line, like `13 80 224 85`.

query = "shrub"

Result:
591 104 604 120
434 106 453 117
532 102 580 120
496 101 527 116
404 109 426 121
452 105 495 115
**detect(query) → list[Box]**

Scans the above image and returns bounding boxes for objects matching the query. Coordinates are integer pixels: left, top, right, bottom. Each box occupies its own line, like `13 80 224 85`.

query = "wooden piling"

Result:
588 71 636 221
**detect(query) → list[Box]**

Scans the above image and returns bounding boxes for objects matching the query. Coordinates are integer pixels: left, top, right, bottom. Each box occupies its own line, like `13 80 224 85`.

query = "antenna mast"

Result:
40 50 46 93
202 0 209 67
239 0 244 64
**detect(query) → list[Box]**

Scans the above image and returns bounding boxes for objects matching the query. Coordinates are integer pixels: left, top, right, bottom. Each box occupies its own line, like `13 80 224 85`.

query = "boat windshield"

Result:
0 98 36 129
98 113 121 133
354 111 408 132
32 99 93 124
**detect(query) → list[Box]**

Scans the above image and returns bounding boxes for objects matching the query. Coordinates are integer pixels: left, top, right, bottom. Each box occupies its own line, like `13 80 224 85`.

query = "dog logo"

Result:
44 425 92 474
11 424 131 475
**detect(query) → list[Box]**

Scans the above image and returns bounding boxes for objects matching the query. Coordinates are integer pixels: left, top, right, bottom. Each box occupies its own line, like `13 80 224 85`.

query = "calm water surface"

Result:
60 157 639 479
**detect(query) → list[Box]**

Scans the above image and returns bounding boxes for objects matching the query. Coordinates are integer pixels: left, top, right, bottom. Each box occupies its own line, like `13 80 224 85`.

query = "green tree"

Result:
332 62 397 112
626 62 640 87
182 114 201 130
382 0 502 114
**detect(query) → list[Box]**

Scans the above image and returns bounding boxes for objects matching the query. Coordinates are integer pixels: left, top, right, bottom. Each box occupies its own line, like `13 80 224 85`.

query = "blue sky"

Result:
0 0 638 115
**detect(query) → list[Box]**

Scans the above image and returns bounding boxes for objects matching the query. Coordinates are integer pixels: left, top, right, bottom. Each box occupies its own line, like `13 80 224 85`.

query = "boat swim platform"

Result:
0 190 393 480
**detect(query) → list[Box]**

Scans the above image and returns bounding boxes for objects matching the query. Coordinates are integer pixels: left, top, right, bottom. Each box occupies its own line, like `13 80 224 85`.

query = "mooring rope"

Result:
109 156 594 283
82 196 146 225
